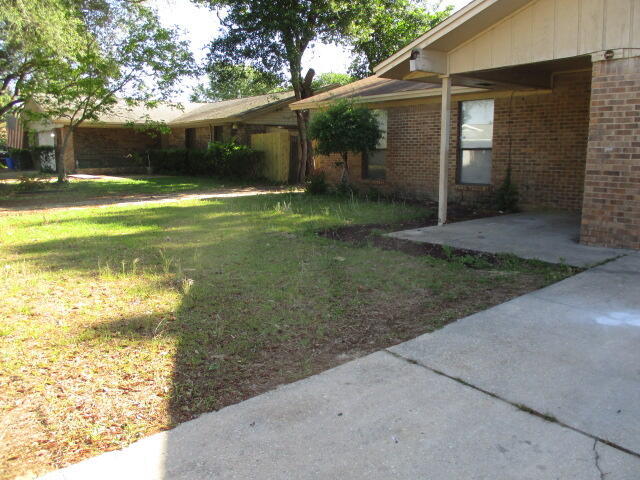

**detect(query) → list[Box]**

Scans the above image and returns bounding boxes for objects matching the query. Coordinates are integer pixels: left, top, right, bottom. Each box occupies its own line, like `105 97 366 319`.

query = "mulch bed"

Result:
318 201 508 266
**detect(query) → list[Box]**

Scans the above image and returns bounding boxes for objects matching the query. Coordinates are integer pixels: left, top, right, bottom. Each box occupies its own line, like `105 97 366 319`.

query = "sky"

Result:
150 0 473 100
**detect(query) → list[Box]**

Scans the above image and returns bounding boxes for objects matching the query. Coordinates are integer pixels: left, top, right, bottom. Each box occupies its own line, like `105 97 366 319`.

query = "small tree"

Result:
308 100 381 185
495 166 519 212
28 1 194 183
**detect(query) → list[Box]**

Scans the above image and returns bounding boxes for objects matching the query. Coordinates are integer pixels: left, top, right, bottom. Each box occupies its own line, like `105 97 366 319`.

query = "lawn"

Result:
0 175 257 210
0 190 575 479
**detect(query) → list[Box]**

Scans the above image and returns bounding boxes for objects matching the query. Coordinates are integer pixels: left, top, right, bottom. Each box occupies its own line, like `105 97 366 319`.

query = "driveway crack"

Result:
593 440 607 480
385 349 640 462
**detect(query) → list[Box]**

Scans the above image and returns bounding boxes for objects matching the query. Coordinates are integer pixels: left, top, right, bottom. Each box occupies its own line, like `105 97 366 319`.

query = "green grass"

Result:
0 175 254 208
0 190 574 479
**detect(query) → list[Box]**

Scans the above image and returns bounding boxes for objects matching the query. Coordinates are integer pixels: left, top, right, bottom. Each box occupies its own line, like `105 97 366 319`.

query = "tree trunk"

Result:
291 68 315 184
294 109 309 183
56 127 73 183
340 151 349 184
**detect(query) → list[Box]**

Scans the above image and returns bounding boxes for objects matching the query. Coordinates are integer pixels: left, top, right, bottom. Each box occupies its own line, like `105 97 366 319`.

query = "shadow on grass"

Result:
3 191 445 477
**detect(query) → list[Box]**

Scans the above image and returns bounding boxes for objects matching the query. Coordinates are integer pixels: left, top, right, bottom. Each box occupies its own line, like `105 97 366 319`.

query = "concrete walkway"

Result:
388 212 631 267
40 254 640 480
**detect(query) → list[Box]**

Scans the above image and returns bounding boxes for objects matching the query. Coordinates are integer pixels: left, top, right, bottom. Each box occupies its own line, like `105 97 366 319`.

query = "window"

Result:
458 99 494 185
185 128 196 149
363 110 387 180
213 125 224 142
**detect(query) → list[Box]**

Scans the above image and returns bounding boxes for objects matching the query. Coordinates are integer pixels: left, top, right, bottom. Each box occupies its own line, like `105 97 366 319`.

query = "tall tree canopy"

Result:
311 72 355 91
347 0 453 78
197 0 368 182
191 63 286 102
0 0 90 116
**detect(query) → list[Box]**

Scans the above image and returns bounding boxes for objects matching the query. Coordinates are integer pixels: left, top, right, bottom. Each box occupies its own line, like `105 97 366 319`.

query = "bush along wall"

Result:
7 148 34 170
149 141 264 179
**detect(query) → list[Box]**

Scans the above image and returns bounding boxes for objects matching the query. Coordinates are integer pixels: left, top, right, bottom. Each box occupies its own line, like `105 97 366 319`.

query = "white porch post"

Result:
438 75 452 226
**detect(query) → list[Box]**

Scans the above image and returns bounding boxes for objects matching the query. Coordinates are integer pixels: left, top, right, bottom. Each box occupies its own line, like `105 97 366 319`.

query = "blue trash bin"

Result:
5 157 15 169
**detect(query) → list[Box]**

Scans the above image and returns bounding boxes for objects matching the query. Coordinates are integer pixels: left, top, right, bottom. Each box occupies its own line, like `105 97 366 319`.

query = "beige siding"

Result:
555 0 580 58
448 0 640 74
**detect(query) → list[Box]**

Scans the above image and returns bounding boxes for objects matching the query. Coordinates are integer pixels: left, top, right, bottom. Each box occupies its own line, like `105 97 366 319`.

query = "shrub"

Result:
15 174 51 192
305 171 328 194
8 148 33 170
148 141 263 180
149 148 189 174
308 100 381 185
495 166 519 212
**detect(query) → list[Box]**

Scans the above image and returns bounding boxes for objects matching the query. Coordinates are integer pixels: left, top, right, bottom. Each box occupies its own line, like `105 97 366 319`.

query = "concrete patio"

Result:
40 254 640 479
388 212 631 267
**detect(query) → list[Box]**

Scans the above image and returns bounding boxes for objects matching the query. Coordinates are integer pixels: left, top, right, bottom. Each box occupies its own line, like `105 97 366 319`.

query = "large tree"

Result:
0 0 90 116
28 1 194 182
198 0 367 182
311 72 355 91
347 0 453 78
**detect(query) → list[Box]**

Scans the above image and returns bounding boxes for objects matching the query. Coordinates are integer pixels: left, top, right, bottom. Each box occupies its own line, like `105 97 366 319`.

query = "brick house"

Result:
27 91 299 174
292 0 640 250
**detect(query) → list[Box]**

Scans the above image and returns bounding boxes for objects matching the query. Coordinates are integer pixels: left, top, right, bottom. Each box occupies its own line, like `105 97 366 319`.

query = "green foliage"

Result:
0 123 7 148
7 148 33 169
347 0 454 78
311 72 356 91
13 1 194 181
0 0 91 116
148 148 189 174
309 100 381 184
199 0 370 181
149 141 264 179
191 63 286 102
495 166 519 212
305 171 329 195
15 174 51 192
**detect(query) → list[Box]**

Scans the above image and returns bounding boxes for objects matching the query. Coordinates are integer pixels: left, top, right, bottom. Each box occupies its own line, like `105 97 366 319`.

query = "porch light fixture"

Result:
410 50 420 60
604 50 615 60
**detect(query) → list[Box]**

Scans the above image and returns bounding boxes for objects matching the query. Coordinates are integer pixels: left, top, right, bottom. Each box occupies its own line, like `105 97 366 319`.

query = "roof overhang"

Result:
374 0 533 79
290 86 486 110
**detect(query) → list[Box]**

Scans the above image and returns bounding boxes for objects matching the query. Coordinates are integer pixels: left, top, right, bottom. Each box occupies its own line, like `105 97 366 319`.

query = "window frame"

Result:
362 109 388 181
456 99 494 186
185 128 196 149
362 149 386 181
212 125 224 142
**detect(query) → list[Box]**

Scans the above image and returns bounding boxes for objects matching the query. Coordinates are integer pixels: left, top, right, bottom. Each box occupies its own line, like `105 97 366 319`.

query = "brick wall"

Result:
581 57 640 249
74 127 160 170
162 128 186 149
235 124 267 145
315 71 591 211
162 127 210 149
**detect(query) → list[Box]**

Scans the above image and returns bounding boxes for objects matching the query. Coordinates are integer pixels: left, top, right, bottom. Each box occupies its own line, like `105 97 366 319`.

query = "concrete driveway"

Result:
41 254 640 479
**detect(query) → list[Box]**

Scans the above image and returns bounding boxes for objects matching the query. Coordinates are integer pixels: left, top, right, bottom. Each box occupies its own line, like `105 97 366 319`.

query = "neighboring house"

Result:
292 0 640 250
16 91 299 173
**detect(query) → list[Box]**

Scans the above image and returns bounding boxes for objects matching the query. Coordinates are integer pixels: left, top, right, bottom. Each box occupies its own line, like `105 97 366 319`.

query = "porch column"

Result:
438 75 452 226
581 53 640 249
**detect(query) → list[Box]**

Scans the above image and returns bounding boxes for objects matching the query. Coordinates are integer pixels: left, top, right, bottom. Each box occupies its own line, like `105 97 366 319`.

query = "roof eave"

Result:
374 0 510 77
290 86 486 110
